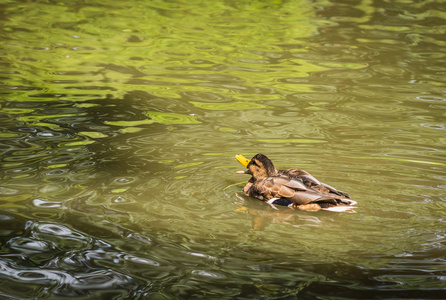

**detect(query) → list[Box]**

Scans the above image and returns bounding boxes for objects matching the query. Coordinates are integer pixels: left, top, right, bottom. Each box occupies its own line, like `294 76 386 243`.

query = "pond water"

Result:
1 0 445 299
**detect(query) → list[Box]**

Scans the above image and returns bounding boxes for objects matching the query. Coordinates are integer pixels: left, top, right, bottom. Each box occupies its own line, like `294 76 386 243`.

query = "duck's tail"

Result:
322 199 357 212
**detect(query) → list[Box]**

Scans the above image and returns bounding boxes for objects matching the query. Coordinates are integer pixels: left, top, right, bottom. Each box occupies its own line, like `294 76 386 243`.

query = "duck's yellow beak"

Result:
235 154 250 167
235 154 251 174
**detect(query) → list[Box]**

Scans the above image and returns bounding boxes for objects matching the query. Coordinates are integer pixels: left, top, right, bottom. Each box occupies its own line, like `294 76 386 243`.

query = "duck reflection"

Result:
235 193 322 230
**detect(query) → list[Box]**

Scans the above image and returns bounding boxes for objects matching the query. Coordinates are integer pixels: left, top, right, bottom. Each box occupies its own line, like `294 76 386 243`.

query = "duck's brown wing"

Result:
319 182 351 199
279 169 350 199
300 174 351 199
250 176 306 201
278 169 323 189
281 190 355 208
253 176 353 207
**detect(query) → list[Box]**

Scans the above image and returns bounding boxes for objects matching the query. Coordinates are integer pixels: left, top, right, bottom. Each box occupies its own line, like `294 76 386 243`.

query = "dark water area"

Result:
1 0 446 299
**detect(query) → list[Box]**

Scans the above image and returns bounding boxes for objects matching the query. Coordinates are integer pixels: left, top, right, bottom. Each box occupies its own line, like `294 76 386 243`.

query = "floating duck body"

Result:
236 153 357 212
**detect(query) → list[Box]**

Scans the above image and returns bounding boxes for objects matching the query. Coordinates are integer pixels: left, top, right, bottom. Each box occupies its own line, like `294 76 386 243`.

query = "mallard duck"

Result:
235 153 357 212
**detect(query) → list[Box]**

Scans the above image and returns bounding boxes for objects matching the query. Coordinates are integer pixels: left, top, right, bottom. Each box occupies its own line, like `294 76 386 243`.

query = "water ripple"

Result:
1 0 446 298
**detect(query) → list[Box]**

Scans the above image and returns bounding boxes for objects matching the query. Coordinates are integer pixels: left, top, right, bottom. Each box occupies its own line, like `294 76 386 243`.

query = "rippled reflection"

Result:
1 0 446 298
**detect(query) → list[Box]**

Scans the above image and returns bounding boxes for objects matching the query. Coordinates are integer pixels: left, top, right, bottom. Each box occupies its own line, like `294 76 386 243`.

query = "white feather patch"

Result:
266 198 280 204
266 198 280 210
322 206 356 212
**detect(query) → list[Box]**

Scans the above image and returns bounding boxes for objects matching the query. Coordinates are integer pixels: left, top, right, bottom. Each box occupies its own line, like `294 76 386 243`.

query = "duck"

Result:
235 153 357 212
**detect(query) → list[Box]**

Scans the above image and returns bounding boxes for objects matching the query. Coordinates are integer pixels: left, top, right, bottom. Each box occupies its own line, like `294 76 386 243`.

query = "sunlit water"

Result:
1 0 445 298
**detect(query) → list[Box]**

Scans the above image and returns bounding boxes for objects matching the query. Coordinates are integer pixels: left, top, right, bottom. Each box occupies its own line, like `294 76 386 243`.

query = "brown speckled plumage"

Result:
237 154 357 212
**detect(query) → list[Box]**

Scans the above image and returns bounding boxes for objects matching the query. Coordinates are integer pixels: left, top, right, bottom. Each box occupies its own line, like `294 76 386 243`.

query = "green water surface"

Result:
1 0 445 299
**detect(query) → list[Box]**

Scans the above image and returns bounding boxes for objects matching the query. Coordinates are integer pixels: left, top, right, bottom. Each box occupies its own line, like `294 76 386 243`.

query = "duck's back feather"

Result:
278 168 351 199
248 175 354 208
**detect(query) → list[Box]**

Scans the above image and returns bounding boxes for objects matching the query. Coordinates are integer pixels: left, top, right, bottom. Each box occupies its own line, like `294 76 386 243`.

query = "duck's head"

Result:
236 153 277 180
